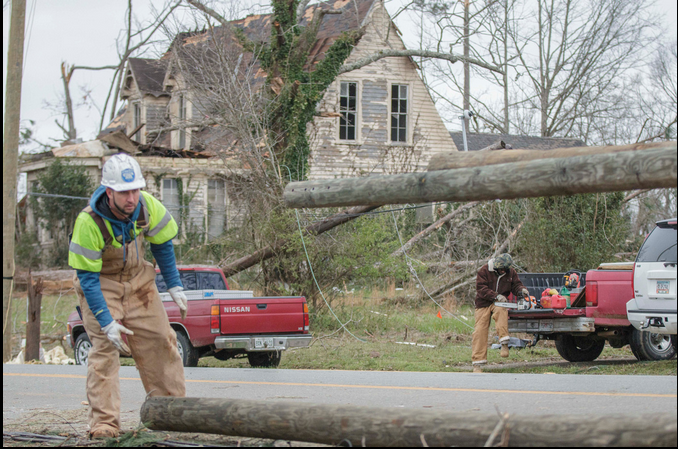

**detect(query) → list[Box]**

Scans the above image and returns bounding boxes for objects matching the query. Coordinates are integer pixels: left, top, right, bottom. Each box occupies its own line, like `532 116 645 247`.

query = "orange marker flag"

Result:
436 310 442 319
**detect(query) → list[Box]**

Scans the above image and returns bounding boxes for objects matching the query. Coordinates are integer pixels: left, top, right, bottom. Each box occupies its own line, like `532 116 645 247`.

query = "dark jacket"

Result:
475 264 526 309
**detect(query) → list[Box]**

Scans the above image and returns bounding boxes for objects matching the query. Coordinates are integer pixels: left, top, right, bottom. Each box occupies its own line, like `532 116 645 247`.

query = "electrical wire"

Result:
390 209 475 331
281 166 366 342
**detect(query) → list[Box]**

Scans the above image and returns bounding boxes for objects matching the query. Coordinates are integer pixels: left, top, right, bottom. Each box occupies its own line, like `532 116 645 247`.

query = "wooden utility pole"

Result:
283 142 677 209
426 141 667 171
141 396 677 447
463 0 470 130
25 274 42 362
3 0 27 363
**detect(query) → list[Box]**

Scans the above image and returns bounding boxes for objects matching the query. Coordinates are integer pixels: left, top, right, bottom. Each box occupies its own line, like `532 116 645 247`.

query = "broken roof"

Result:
127 58 169 97
449 132 585 152
169 0 376 82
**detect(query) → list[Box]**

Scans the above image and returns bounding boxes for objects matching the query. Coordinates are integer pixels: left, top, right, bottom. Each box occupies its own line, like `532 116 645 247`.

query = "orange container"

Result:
540 296 552 308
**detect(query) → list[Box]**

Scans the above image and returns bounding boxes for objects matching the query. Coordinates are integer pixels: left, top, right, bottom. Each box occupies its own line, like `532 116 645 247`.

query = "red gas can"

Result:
550 295 567 309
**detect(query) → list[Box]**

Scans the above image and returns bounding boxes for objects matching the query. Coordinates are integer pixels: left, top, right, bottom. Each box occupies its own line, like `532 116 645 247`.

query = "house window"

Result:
178 94 187 149
163 179 181 228
207 179 226 240
132 102 141 141
339 82 357 141
391 84 408 142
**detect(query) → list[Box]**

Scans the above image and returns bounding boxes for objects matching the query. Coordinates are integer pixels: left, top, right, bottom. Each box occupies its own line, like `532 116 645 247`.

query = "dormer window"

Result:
178 94 187 149
132 102 142 142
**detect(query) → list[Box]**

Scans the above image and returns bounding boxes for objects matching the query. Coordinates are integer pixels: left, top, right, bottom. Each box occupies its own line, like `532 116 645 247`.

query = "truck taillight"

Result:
210 304 220 334
303 303 310 333
586 281 598 307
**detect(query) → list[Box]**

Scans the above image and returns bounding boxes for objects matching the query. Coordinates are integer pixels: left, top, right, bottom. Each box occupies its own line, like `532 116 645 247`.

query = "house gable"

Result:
308 0 457 179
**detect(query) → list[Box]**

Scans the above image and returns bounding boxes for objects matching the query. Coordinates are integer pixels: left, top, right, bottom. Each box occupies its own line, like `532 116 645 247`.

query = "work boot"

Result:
473 365 483 373
90 428 119 440
500 343 509 358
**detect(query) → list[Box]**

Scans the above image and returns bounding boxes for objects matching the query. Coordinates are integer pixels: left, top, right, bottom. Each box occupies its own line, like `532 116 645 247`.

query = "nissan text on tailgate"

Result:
67 266 312 367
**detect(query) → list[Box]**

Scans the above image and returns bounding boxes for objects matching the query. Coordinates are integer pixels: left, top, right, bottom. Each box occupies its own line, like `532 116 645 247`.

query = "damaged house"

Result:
21 0 459 255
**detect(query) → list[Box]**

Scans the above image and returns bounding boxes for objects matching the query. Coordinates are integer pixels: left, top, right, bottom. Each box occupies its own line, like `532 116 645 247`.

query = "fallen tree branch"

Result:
391 202 480 257
424 216 527 299
220 205 380 277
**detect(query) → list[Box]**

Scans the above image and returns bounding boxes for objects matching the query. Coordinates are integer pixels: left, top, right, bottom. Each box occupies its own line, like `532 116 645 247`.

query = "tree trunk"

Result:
25 274 42 362
220 205 380 277
284 143 676 209
60 63 76 141
141 396 677 447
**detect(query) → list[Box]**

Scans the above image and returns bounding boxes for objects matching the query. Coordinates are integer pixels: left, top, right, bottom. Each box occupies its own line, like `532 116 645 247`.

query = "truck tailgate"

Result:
219 297 305 335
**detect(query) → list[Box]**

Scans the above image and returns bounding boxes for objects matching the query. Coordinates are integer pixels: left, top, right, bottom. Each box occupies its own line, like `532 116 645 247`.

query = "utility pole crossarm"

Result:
283 142 677 209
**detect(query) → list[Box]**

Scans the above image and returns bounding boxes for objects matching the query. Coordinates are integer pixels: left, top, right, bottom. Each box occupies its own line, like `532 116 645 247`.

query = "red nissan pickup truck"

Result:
66 266 312 368
508 264 676 362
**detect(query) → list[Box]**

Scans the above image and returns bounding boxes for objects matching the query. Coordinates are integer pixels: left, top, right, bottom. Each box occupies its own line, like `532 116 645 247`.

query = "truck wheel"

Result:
175 331 200 367
555 335 606 362
74 333 92 365
629 328 676 361
248 351 281 368
672 335 677 353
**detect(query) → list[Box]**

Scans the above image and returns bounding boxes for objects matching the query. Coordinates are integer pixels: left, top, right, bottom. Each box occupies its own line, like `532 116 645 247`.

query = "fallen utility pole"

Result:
427 141 668 171
283 143 676 209
141 397 677 447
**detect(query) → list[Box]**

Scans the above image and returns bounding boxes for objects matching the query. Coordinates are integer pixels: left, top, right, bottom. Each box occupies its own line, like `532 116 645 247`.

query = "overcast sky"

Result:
3 0 677 154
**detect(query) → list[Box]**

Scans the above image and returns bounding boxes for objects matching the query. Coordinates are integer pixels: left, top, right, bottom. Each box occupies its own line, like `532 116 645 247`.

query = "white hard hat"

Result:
101 153 146 191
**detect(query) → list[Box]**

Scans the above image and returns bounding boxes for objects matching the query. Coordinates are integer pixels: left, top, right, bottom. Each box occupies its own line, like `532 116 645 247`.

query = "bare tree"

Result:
510 0 657 138
49 0 181 144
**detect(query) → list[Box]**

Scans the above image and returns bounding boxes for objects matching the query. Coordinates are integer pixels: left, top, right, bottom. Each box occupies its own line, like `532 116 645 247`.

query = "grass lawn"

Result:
9 287 677 376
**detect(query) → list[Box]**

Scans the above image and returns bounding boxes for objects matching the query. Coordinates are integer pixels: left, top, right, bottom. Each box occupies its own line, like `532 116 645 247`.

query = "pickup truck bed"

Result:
67 266 312 368
508 268 676 362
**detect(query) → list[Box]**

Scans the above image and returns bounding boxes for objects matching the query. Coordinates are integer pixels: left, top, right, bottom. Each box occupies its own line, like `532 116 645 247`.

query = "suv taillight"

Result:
210 304 220 334
303 303 310 333
586 281 598 307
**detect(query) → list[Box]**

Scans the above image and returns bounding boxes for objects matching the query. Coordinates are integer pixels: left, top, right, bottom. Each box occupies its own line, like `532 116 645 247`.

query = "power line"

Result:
390 209 475 331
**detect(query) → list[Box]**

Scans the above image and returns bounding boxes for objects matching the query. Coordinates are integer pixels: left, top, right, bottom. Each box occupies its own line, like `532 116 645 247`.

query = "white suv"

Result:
627 218 677 345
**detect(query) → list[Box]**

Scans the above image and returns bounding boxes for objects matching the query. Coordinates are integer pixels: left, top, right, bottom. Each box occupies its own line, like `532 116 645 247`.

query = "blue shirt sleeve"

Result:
151 240 183 290
76 270 113 328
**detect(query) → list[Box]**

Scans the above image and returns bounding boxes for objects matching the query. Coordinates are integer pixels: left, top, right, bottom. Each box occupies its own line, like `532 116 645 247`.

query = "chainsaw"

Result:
496 293 538 310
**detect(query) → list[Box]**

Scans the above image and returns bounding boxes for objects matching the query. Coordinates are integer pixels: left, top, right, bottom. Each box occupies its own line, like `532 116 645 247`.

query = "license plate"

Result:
254 337 274 349
539 320 554 332
657 281 670 295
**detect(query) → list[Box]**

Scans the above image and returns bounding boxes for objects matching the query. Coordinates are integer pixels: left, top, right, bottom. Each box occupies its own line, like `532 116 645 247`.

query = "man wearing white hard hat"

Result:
68 153 187 439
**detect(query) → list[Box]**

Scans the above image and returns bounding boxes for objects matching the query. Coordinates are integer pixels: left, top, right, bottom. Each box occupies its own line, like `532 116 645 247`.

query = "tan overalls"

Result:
73 208 185 435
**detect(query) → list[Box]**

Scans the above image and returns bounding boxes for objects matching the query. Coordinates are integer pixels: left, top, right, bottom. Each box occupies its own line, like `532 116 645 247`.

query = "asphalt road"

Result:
4 364 677 424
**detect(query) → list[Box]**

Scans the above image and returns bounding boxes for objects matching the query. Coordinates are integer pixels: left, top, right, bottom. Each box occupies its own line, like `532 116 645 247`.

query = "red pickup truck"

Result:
508 264 676 362
66 266 312 368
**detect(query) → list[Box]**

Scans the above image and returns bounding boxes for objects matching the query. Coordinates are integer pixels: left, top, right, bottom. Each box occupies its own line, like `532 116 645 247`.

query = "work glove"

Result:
495 294 508 302
169 286 188 320
102 321 134 356
521 288 530 298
